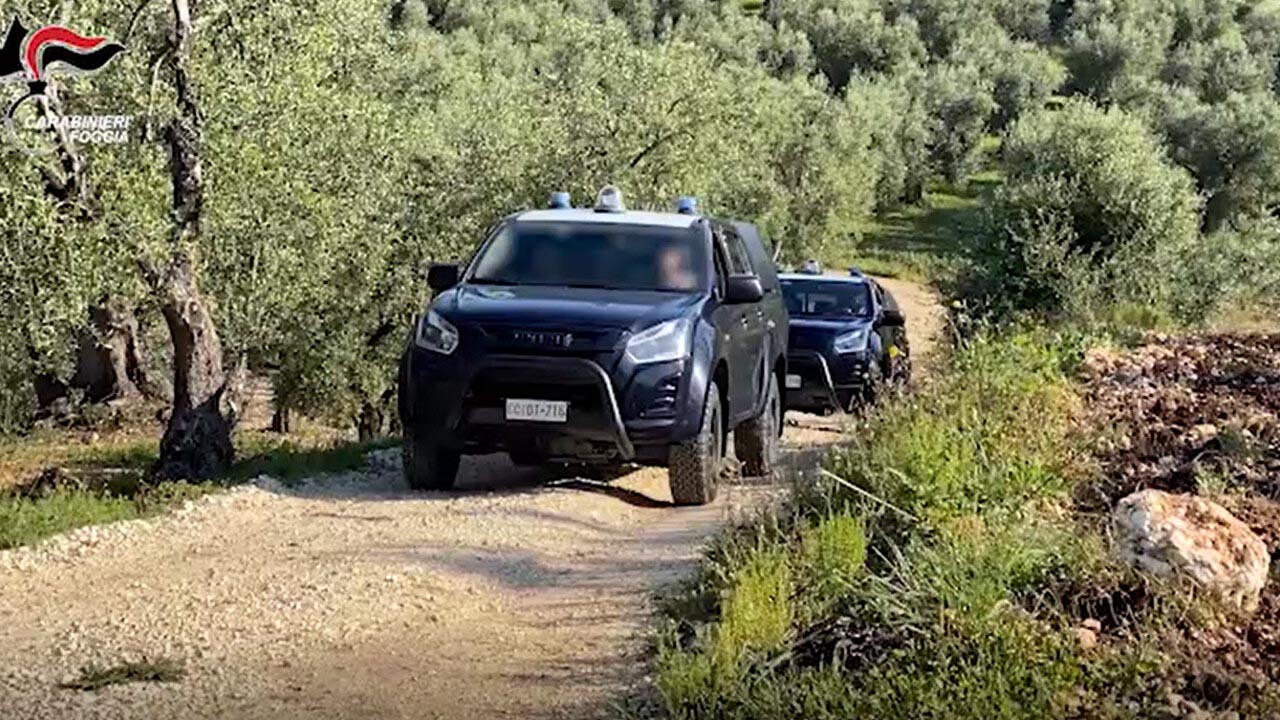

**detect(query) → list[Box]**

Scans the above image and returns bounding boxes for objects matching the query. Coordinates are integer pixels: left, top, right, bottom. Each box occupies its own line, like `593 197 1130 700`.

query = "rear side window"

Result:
872 281 900 314
712 241 729 297
881 288 900 313
734 222 779 293
722 226 753 275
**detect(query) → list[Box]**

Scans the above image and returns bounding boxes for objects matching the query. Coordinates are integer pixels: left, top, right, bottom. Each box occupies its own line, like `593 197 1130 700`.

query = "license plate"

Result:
785 374 803 390
504 399 568 423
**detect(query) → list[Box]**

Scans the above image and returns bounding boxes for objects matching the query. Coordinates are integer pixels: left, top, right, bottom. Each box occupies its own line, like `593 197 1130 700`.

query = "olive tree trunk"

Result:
152 0 241 480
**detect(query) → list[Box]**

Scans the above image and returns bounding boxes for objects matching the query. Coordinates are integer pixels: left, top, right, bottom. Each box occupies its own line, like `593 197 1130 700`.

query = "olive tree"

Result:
1159 91 1280 233
983 100 1203 322
766 0 925 92
1063 0 1178 103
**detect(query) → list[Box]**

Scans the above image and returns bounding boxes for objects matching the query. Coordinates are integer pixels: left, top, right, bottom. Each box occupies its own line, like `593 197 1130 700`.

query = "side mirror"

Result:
880 309 906 327
724 275 764 304
427 263 461 292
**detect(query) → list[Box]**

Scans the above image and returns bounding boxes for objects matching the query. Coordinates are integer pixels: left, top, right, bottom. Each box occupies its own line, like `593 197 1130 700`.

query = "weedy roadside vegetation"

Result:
654 329 1251 719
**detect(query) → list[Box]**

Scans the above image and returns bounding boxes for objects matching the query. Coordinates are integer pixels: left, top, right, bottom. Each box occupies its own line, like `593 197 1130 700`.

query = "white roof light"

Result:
595 185 626 213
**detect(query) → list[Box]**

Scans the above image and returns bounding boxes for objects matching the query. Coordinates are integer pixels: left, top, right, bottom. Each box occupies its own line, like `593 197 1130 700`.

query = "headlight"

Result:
626 318 691 365
834 327 871 354
415 310 459 355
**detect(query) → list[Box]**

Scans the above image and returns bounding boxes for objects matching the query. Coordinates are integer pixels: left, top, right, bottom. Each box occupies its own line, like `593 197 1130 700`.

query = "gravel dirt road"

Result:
0 279 941 720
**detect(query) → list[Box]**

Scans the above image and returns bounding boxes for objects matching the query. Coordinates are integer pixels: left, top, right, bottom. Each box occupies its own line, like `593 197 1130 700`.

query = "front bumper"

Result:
785 350 874 412
400 349 696 464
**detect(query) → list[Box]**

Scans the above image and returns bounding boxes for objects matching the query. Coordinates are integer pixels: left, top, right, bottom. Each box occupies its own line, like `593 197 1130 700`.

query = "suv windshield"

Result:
782 280 872 318
469 221 707 293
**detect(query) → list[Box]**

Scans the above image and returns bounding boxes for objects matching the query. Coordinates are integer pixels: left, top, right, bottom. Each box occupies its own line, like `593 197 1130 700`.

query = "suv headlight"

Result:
415 309 460 355
626 318 691 365
834 327 871 354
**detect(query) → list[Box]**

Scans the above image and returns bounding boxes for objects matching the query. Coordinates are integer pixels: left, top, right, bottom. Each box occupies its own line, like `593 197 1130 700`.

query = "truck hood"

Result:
437 284 702 330
788 317 872 351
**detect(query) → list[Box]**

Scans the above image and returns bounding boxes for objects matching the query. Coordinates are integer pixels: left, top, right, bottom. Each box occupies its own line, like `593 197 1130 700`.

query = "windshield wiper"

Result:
470 277 518 286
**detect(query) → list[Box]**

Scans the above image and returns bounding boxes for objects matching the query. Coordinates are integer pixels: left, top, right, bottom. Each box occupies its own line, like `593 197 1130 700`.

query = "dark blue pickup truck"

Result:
781 273 910 413
397 188 788 505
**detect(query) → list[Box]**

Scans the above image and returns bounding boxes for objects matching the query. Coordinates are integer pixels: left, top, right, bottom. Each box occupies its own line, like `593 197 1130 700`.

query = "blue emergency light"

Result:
676 196 699 215
548 191 572 209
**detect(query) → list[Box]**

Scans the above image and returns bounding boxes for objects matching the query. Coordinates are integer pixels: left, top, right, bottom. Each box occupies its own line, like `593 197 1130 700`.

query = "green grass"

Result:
0 430 398 550
849 179 994 283
61 657 186 691
0 491 140 550
839 136 1005 284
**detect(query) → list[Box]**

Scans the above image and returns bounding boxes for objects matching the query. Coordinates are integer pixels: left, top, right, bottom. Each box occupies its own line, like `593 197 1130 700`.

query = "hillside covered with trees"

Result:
1 0 1278 474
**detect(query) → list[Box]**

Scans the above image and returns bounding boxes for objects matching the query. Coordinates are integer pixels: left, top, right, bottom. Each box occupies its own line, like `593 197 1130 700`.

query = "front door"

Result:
721 225 765 424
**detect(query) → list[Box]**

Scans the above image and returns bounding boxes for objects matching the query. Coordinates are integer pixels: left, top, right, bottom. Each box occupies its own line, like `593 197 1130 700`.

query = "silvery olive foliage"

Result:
0 0 1277 434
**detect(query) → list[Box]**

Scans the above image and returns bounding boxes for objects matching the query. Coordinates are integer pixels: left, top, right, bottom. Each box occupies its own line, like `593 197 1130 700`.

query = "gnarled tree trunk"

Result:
34 302 172 416
77 303 142 402
152 0 241 480
154 256 240 479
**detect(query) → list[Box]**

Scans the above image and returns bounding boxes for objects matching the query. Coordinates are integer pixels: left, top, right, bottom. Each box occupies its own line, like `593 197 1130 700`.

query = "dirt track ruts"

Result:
0 278 941 720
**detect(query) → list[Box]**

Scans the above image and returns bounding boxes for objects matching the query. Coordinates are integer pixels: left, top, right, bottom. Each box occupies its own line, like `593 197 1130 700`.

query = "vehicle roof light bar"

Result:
594 185 626 213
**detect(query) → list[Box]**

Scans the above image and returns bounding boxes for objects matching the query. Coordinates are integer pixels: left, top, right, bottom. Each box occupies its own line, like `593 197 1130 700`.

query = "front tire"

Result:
735 374 781 478
402 431 461 491
668 381 723 506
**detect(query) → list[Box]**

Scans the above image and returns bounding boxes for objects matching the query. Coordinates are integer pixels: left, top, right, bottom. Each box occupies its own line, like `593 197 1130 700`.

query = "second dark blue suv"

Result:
781 273 910 413
397 188 788 505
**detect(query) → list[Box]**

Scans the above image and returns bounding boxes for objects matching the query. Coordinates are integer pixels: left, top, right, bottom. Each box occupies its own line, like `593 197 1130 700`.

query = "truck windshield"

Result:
469 221 708 293
782 280 872 318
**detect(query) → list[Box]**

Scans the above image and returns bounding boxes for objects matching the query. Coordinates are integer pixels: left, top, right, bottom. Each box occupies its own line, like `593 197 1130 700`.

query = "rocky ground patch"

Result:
1081 332 1280 715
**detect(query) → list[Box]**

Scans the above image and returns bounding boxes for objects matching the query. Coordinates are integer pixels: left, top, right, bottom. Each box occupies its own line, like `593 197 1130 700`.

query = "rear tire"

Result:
735 374 781 478
668 381 723 506
402 431 461 491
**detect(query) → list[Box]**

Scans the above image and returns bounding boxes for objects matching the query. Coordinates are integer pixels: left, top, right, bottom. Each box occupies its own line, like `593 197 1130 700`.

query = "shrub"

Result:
1185 221 1280 322
978 99 1203 323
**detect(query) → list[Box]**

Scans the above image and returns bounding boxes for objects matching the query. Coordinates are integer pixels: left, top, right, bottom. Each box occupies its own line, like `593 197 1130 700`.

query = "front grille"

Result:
789 354 826 375
788 329 830 352
479 323 621 355
788 353 833 391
